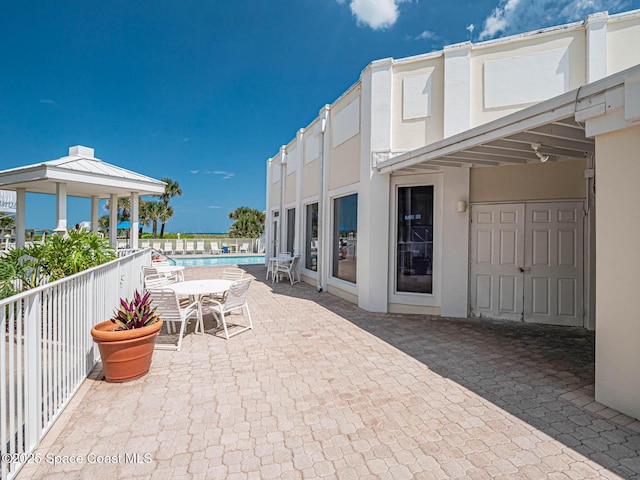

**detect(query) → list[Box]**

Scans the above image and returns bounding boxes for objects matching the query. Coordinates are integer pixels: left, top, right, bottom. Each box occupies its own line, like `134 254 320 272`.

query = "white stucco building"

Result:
265 10 640 420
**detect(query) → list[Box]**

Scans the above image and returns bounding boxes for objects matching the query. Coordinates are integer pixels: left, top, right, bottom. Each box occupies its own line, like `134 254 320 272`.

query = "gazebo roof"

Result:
0 146 166 198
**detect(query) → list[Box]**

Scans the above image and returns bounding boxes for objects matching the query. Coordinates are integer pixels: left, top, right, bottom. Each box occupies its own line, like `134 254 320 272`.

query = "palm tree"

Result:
145 201 164 238
228 207 265 238
138 200 153 237
158 178 182 238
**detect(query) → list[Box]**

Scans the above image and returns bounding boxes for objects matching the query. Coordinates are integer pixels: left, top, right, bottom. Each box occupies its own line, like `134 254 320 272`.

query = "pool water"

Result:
172 255 265 267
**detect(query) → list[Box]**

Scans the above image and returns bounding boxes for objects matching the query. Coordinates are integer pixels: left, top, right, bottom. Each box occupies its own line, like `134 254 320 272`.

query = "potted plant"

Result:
91 290 163 383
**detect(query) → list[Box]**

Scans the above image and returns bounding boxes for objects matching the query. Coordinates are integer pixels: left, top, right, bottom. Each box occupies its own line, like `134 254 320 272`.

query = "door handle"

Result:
519 267 531 273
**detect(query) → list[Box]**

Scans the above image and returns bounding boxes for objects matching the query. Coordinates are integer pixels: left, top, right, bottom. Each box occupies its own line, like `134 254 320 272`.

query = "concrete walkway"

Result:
17 265 640 479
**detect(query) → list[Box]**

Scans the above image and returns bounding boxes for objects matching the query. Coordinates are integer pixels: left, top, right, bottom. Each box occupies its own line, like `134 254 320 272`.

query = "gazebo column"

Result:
91 196 99 232
15 188 26 247
130 192 139 249
109 194 118 248
53 182 67 234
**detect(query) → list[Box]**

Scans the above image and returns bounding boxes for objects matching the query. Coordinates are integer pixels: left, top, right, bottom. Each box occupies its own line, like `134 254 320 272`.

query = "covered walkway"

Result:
17 265 640 479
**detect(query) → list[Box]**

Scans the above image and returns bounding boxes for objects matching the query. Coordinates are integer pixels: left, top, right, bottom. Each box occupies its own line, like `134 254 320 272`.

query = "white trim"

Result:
389 173 443 307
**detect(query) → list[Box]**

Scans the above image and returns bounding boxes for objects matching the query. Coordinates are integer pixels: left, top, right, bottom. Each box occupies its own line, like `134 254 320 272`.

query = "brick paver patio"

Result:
17 265 640 479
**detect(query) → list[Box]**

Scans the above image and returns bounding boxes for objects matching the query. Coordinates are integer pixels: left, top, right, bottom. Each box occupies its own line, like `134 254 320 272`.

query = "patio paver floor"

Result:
17 265 640 479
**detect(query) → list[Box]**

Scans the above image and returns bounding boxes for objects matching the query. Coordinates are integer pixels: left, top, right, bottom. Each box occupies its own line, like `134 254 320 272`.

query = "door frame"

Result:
469 199 590 327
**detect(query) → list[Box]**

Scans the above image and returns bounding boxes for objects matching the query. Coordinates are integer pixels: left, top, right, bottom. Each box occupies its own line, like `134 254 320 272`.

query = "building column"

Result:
130 192 139 249
357 58 393 312
91 196 100 232
586 12 608 83
443 42 472 137
294 128 305 256
15 188 26 247
109 193 118 248
53 182 67 234
278 145 287 254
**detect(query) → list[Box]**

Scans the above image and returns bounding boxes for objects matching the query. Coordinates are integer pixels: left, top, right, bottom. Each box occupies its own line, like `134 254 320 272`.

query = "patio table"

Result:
166 279 234 333
267 255 294 282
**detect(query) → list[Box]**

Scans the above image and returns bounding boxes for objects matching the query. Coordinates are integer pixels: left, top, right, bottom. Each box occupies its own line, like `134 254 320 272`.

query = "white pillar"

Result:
109 193 118 248
130 192 139 249
357 58 393 312
586 12 608 83
54 182 67 233
15 188 26 247
279 145 287 254
265 159 273 264
91 196 99 232
443 42 472 137
294 128 305 255
440 167 471 317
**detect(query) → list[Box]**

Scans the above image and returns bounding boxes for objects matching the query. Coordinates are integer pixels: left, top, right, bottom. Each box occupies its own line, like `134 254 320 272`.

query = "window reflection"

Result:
397 186 433 294
333 194 357 283
305 203 318 271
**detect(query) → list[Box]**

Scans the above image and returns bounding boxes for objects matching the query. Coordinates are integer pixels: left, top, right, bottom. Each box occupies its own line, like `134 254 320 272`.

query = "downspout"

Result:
279 146 287 255
317 105 330 292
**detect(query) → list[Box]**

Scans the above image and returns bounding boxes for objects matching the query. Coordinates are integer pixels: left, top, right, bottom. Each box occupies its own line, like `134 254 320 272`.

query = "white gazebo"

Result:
0 145 166 249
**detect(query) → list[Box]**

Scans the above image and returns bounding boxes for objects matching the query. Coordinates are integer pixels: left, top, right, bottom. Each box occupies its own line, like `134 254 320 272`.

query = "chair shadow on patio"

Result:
239 264 640 479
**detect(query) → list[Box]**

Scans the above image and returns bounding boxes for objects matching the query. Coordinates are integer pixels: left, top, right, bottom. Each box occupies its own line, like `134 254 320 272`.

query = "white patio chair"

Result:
140 240 150 249
221 268 244 281
185 241 195 254
202 278 253 340
174 240 184 254
210 242 222 254
148 289 200 351
276 255 301 284
144 273 172 290
152 241 162 252
163 241 174 255
142 265 158 279
196 241 205 254
239 242 249 253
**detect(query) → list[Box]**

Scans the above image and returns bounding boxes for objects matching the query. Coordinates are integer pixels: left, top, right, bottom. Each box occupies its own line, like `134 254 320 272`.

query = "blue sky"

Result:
1 0 637 233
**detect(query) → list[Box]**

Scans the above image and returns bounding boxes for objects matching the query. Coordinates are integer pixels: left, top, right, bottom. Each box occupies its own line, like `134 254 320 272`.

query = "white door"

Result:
470 204 525 321
470 202 584 326
524 202 584 326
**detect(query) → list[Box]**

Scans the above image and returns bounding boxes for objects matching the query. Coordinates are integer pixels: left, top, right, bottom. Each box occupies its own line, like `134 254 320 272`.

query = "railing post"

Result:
24 293 42 451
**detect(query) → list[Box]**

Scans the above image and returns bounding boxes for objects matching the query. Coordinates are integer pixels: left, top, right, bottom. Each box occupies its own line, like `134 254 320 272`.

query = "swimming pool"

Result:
172 255 265 267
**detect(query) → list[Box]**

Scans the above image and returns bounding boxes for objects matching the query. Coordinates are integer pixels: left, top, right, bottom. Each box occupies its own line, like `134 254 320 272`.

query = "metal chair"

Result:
148 289 200 351
276 255 301 284
202 278 253 340
221 268 244 281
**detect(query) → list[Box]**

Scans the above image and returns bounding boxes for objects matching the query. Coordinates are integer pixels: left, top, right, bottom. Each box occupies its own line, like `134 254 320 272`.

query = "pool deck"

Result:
16 265 640 479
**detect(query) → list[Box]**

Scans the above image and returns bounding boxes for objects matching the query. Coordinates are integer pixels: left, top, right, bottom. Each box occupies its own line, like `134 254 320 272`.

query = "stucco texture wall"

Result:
269 180 281 208
594 125 640 420
607 16 640 74
392 58 445 150
470 31 585 127
302 158 319 198
469 160 586 203
285 172 296 204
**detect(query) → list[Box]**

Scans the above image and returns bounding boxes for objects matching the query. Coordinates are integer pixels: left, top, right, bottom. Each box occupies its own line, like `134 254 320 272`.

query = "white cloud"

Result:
207 205 221 209
39 99 55 104
478 0 629 40
414 30 437 40
201 170 236 180
179 137 190 142
189 169 199 174
337 0 412 30
466 23 475 34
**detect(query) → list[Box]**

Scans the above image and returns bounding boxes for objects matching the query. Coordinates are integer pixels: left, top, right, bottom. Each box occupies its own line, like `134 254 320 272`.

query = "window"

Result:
332 194 357 283
286 208 295 254
305 203 318 271
397 186 433 294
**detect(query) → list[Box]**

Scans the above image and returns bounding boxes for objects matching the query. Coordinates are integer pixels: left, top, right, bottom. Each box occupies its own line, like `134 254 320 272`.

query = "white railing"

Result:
1 248 150 480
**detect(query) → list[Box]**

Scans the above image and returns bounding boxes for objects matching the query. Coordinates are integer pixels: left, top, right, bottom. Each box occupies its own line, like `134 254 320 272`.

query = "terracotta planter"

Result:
91 319 163 383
